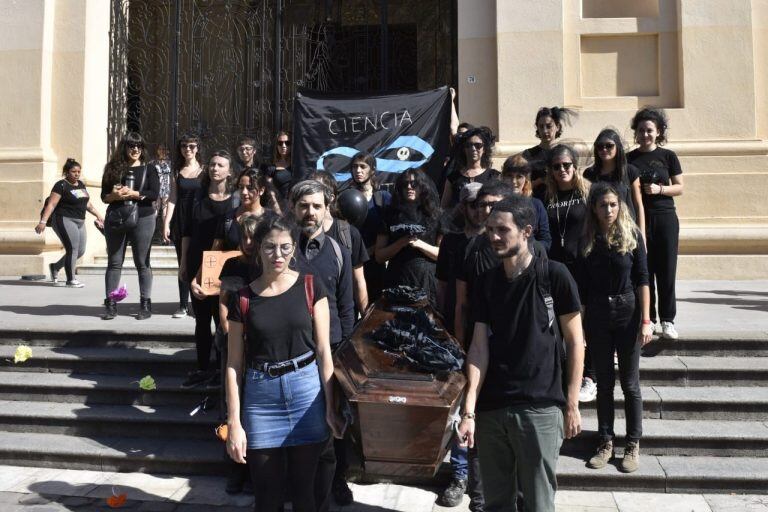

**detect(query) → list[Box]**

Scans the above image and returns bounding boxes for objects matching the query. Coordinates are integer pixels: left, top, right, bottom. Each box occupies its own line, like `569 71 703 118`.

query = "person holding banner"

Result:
441 126 500 209
376 169 442 306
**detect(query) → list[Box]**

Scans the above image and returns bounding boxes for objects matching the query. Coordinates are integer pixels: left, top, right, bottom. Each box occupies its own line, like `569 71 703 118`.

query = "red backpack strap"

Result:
304 274 314 318
238 286 250 321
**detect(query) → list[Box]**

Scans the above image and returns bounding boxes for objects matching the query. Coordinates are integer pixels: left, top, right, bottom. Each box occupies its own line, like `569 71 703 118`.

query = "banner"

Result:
291 87 451 186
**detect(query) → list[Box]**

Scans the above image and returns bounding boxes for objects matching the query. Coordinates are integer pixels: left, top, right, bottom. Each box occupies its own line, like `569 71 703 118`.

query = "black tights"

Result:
247 442 325 512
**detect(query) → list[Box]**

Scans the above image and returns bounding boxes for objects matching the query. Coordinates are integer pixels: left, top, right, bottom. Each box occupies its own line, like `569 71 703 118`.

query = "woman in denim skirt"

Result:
225 212 344 512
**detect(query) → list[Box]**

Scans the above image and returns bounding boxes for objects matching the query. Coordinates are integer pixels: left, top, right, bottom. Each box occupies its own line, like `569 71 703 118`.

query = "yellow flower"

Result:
14 345 32 364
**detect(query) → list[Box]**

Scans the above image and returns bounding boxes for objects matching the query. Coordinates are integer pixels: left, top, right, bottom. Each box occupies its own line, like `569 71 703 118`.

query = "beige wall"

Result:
0 0 109 275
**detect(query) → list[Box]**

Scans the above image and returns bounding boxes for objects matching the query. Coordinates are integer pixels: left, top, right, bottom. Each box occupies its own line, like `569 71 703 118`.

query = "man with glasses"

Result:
289 180 356 509
435 181 486 511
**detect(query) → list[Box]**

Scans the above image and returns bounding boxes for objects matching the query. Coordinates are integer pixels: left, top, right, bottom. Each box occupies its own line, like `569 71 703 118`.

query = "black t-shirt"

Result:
447 168 500 206
216 209 269 252
583 165 639 220
576 232 649 305
100 164 161 218
187 195 238 280
522 145 549 181
545 189 588 274
219 256 253 294
327 219 369 269
51 179 89 219
471 257 581 410
627 147 682 214
436 232 471 332
228 274 328 363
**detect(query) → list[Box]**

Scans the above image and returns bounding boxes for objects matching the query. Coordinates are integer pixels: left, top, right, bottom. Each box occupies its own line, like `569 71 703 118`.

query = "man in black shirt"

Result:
291 180 356 510
458 195 584 512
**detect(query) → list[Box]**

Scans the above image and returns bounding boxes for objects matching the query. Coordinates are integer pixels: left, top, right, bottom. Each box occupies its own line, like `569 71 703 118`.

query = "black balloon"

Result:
336 188 368 227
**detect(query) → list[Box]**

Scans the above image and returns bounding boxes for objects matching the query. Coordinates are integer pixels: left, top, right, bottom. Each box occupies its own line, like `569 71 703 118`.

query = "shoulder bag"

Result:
104 166 147 233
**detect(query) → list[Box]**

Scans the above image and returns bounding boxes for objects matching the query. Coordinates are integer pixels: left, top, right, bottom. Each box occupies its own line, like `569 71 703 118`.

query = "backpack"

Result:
335 219 352 252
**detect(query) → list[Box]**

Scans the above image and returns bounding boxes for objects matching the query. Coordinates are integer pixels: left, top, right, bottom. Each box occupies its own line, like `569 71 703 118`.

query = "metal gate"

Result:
108 0 456 160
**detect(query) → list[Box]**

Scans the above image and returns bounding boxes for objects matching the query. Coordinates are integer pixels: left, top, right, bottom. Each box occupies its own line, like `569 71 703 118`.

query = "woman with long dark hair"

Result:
349 152 391 302
578 181 652 473
162 133 204 318
627 108 683 340
100 132 160 320
584 128 645 235
183 150 238 389
226 212 343 512
440 126 499 208
215 169 274 252
36 158 104 287
261 130 292 203
376 169 442 305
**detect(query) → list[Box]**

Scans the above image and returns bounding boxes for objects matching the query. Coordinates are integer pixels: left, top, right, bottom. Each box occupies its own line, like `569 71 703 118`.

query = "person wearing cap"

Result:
435 180 486 510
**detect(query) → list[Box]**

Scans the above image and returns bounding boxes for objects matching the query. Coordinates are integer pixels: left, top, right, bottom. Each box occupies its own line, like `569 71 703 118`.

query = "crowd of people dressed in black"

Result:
36 102 684 512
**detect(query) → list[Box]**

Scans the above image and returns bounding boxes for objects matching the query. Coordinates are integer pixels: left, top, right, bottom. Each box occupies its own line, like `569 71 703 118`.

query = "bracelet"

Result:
659 185 664 195
38 220 46 225
461 412 476 420
641 319 651 325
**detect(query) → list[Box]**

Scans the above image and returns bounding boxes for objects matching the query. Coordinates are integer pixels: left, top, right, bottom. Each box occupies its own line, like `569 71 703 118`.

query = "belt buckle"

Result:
267 363 286 378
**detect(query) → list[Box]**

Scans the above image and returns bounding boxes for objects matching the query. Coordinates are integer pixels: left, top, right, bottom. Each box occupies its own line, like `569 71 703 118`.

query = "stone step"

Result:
0 401 218 440
0 372 210 406
0 329 194 349
0 345 195 376
637 355 768 386
555 454 768 494
578 386 768 420
563 417 768 457
642 332 768 357
78 264 179 276
0 431 225 475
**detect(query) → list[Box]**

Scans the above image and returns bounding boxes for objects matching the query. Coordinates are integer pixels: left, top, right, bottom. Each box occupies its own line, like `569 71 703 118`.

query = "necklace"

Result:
556 190 576 248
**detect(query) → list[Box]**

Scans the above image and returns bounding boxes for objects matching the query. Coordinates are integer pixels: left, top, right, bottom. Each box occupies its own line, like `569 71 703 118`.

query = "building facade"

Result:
1 0 767 278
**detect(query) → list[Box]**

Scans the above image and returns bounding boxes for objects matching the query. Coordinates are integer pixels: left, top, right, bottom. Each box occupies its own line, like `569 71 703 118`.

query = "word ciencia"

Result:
327 110 413 135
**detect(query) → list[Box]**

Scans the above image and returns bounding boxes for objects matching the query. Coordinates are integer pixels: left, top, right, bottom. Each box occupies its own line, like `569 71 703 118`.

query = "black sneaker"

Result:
437 478 467 507
205 371 222 390
172 306 188 319
181 370 209 389
332 476 354 506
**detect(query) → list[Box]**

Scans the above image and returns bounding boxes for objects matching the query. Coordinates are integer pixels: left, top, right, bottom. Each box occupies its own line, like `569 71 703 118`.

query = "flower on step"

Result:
138 375 156 391
108 284 128 303
106 488 127 508
13 345 32 364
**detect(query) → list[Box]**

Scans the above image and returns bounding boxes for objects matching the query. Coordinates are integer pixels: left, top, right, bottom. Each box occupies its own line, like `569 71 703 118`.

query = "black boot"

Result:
101 299 117 320
137 298 152 320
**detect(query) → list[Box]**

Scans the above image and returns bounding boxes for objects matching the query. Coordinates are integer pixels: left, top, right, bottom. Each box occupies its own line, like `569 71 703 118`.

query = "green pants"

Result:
475 403 563 512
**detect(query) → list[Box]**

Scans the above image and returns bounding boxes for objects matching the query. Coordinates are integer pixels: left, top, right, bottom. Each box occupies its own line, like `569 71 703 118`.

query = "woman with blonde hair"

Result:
577 181 652 474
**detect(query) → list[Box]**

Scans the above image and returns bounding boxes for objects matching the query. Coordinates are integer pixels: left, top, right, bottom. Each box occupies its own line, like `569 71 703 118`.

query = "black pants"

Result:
645 211 679 323
190 295 220 371
314 430 348 512
172 238 190 309
585 303 643 443
248 442 325 512
105 213 155 299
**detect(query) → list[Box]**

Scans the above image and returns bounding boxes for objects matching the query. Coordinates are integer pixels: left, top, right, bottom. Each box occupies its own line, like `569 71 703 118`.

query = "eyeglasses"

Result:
465 142 484 150
181 143 198 150
277 140 291 147
596 142 616 151
239 145 254 151
551 162 573 171
127 143 143 150
262 243 295 256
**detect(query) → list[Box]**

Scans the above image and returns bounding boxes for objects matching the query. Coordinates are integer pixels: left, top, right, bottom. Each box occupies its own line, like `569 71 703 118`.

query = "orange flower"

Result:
106 493 127 508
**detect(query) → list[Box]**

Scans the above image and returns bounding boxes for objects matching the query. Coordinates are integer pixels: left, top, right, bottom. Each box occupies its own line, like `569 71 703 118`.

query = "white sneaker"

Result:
661 321 678 340
653 322 663 335
579 377 597 402
66 280 85 288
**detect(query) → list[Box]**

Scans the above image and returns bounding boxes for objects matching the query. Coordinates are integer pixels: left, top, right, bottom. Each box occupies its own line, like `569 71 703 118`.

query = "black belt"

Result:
249 352 316 378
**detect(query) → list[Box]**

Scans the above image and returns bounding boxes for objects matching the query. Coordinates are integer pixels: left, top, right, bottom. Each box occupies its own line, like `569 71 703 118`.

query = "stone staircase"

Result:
78 245 179 276
0 329 766 494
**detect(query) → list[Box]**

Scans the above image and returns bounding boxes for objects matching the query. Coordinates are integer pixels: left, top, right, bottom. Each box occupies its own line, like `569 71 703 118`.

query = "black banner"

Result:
291 87 451 186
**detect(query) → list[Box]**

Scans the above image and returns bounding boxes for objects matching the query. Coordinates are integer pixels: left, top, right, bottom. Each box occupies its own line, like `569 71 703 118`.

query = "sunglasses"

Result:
262 243 295 256
277 140 291 147
551 162 573 171
181 143 198 150
476 200 499 209
127 143 144 150
465 142 484 150
596 142 616 151
403 180 419 189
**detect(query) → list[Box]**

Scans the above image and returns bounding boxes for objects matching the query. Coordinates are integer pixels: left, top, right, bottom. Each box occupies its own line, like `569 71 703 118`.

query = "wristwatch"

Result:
461 412 476 420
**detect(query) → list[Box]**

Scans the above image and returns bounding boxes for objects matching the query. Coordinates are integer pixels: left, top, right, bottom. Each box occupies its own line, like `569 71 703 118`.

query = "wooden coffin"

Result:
333 297 466 479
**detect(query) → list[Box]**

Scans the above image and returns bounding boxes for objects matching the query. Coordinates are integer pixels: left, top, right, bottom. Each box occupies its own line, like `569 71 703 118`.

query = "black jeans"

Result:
585 298 643 443
104 213 155 299
645 211 679 323
190 295 220 371
172 237 190 309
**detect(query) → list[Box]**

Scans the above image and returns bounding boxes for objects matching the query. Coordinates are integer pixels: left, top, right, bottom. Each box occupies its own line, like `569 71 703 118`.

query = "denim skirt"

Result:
241 359 329 450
